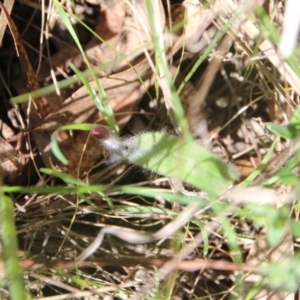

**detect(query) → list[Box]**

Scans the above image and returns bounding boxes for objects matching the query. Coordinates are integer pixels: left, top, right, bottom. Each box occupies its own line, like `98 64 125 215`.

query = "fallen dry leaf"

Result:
38 0 159 81
169 0 219 54
0 137 28 184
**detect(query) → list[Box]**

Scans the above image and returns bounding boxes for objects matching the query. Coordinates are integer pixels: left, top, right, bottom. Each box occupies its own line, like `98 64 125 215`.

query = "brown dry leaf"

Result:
34 57 153 132
0 137 28 184
181 0 218 53
0 1 56 172
38 0 124 80
169 0 219 54
39 0 160 80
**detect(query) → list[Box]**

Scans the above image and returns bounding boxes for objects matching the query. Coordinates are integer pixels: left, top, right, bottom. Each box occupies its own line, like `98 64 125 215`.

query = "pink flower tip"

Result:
92 126 110 140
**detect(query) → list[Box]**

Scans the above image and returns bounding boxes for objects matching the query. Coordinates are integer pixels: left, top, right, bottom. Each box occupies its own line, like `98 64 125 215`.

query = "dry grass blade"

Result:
0 0 14 46
278 0 300 58
77 203 200 262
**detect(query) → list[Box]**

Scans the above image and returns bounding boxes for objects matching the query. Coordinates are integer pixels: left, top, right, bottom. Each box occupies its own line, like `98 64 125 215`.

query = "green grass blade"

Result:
145 0 192 143
177 10 242 95
51 123 96 165
40 168 88 186
238 138 277 187
0 185 106 194
53 0 118 133
70 63 107 120
0 195 27 299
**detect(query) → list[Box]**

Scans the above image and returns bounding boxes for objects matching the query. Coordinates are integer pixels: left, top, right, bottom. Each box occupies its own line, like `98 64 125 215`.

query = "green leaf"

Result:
266 206 290 247
265 122 297 139
291 219 300 237
259 259 300 292
124 132 239 197
192 218 209 256
276 168 299 185
266 107 300 139
291 107 300 125
266 223 286 247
